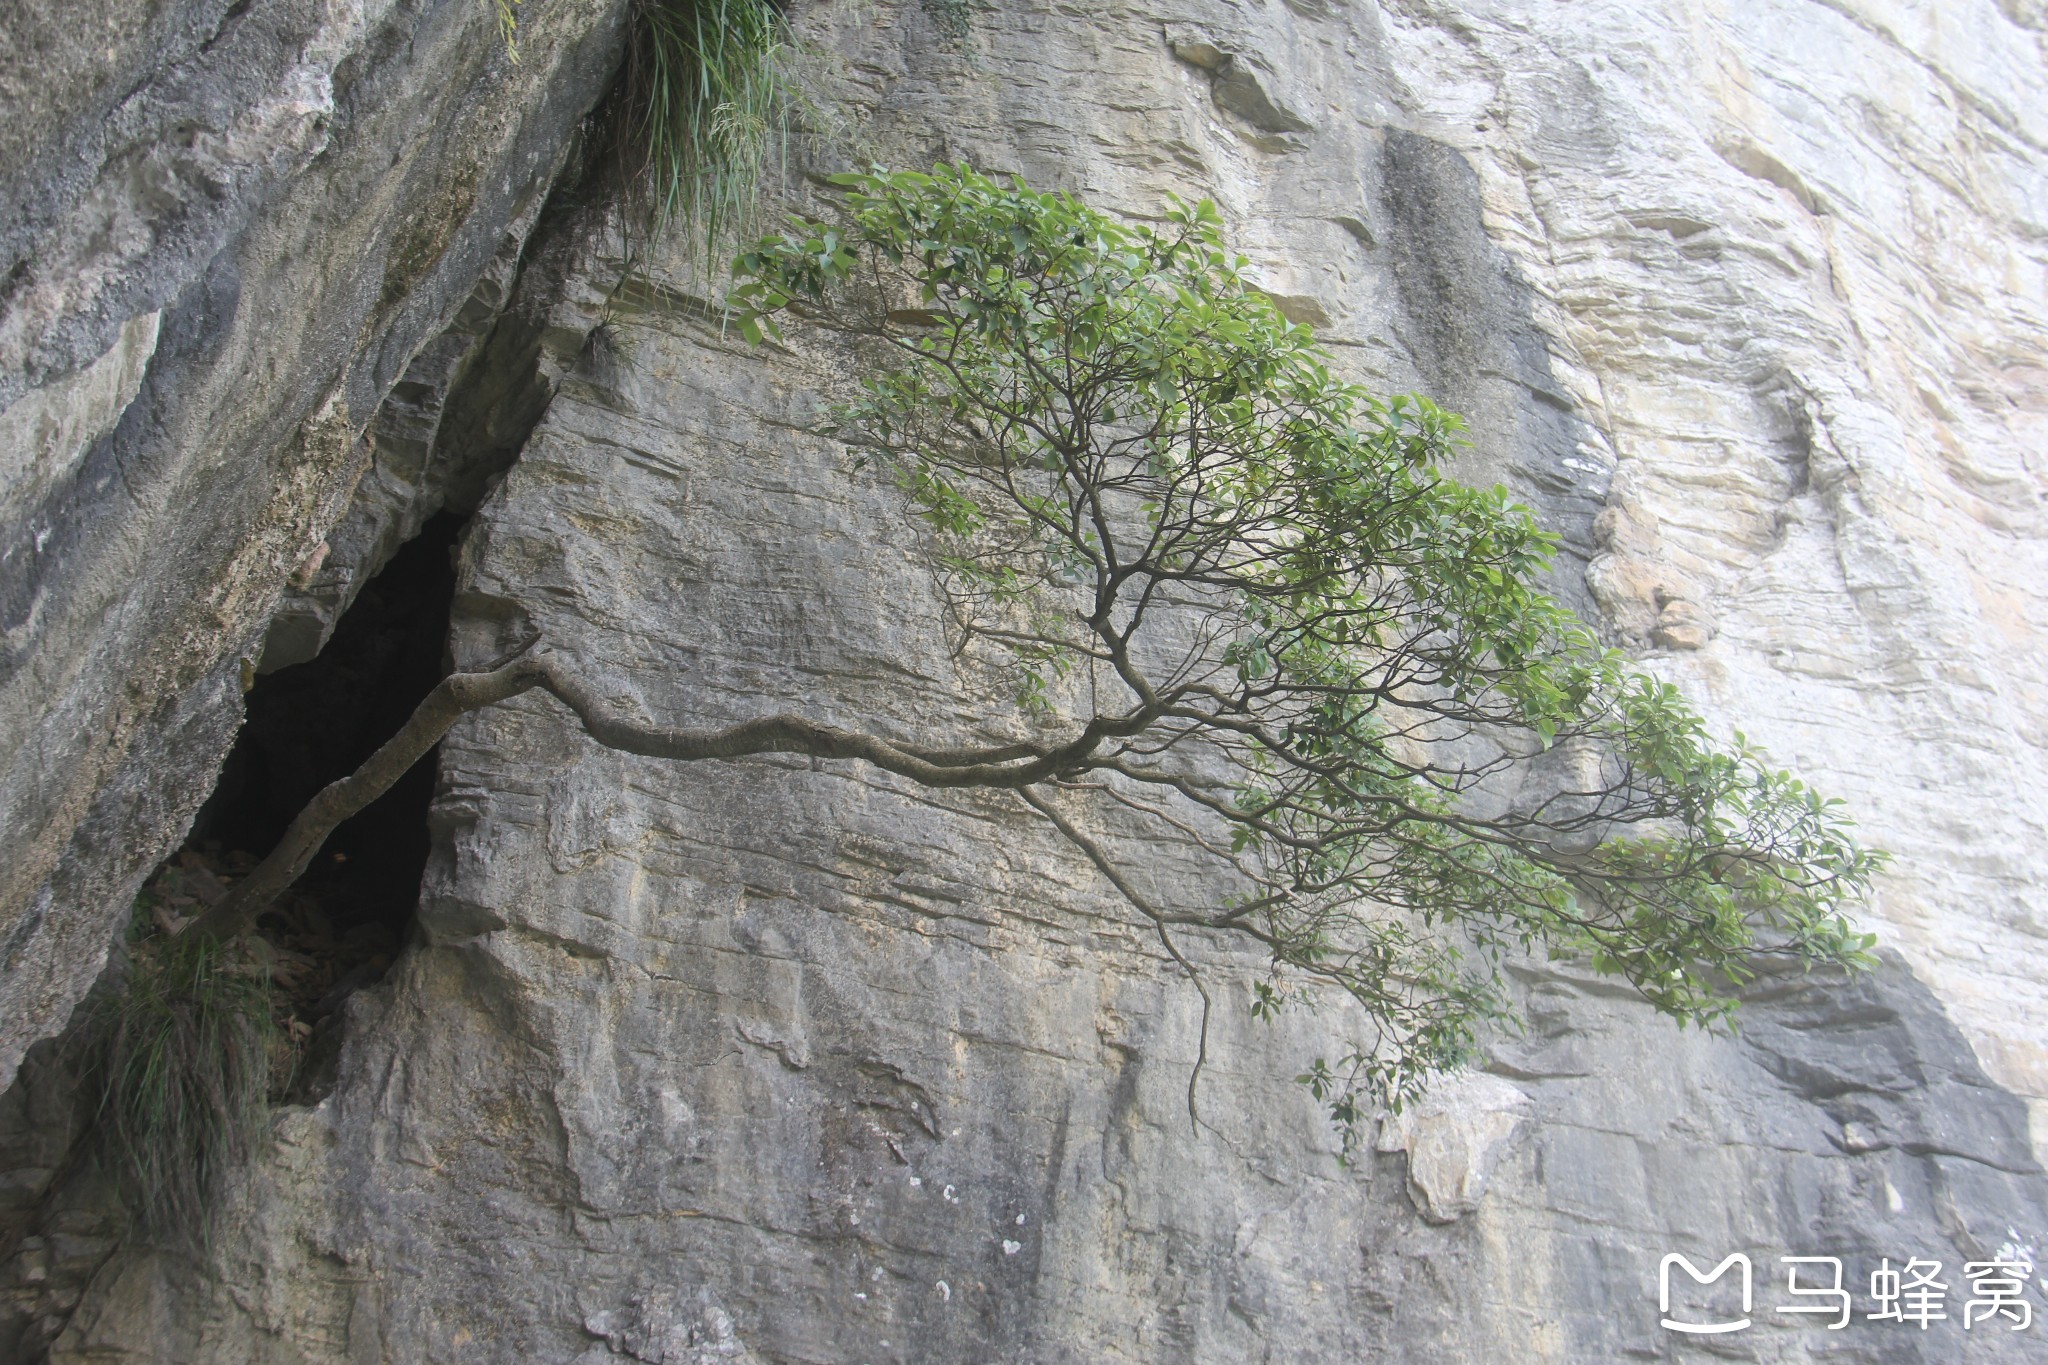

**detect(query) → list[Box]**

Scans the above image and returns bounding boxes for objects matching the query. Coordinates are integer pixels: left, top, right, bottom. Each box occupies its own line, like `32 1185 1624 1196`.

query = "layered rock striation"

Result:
2 0 2046 1360
0 0 632 1085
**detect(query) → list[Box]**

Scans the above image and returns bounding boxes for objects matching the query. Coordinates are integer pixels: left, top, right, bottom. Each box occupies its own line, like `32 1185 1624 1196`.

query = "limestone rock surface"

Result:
0 0 632 1085
1374 1072 1531 1224
2 0 2047 1361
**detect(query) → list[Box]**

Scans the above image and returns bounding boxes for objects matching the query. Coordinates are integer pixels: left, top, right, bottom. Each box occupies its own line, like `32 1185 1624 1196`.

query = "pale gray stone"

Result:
0 0 633 1085
1 0 2046 1361
1374 1072 1532 1224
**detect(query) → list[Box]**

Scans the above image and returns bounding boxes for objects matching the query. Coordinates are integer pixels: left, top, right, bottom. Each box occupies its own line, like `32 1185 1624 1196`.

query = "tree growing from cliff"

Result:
194 166 1879 1146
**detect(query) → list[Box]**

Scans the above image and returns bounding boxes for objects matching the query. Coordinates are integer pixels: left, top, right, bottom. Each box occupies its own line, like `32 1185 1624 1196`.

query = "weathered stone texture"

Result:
0 0 632 1083
6 0 2048 1360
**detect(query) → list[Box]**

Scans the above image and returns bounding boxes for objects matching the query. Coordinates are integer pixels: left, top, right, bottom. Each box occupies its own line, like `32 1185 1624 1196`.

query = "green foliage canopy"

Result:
737 166 1880 1144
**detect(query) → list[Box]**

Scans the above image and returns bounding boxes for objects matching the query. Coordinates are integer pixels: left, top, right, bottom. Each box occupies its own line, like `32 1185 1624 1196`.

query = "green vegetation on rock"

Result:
921 0 975 44
733 165 1883 1146
91 911 279 1245
184 168 1881 1161
623 0 795 263
489 0 797 263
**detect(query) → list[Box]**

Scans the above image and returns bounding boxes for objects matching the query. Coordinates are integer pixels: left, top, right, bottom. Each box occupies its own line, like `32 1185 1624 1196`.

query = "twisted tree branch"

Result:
189 642 1133 941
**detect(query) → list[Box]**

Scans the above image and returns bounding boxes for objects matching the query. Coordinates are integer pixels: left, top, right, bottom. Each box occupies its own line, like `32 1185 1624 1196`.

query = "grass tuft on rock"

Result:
624 0 794 266
93 924 279 1246
490 0 521 60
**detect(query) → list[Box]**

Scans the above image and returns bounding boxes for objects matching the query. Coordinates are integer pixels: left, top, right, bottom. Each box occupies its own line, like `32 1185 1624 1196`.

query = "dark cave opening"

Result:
196 512 462 925
173 512 465 1088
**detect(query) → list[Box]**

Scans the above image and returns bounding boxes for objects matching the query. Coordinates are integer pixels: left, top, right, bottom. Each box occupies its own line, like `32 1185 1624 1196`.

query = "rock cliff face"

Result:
0 0 632 1087
3 0 2046 1360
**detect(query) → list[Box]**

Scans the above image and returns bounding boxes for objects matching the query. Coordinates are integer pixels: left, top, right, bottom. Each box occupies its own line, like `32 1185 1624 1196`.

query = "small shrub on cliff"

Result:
194 167 1881 1153
921 0 975 44
489 0 521 59
492 0 798 260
